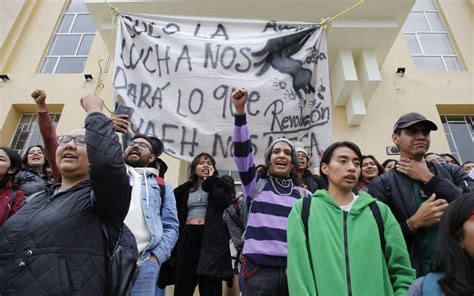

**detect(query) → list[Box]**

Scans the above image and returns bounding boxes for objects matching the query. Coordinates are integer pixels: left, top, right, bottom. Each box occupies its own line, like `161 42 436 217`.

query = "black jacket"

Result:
0 113 132 295
367 162 473 276
174 177 233 279
14 167 51 197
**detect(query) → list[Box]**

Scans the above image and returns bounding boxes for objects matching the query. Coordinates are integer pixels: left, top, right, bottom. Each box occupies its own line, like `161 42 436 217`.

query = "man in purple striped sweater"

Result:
232 88 311 296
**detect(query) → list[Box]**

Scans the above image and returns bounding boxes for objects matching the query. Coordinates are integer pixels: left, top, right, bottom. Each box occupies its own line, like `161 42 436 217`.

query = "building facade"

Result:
1 0 473 187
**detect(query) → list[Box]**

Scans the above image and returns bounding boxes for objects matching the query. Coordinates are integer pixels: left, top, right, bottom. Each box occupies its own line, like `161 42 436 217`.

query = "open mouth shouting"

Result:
128 149 141 159
275 160 288 170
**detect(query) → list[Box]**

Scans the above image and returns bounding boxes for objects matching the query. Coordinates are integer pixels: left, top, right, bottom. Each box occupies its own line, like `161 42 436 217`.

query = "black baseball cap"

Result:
393 112 438 132
132 134 164 157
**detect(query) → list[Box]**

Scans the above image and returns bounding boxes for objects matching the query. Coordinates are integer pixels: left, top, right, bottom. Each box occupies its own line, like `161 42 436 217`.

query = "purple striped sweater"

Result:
233 114 307 267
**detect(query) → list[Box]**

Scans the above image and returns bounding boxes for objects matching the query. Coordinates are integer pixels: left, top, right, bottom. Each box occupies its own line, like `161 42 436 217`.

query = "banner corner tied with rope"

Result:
113 13 332 170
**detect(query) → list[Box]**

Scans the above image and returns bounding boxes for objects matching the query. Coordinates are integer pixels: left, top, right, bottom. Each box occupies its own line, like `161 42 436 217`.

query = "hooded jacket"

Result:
124 166 178 265
287 190 415 296
0 112 132 295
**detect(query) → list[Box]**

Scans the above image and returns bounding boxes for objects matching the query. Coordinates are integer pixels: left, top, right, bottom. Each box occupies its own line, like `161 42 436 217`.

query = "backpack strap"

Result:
153 176 166 212
300 196 316 290
379 173 392 199
301 196 312 239
368 201 386 253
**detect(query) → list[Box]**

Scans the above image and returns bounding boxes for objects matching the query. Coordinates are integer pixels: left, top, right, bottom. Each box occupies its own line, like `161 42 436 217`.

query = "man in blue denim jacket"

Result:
122 134 179 295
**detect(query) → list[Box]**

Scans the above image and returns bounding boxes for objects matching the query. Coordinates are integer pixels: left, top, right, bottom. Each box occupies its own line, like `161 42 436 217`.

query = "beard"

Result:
125 152 150 168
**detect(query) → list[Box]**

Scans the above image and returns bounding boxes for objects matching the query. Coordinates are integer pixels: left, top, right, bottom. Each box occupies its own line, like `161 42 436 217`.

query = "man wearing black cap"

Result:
367 112 474 277
122 134 179 295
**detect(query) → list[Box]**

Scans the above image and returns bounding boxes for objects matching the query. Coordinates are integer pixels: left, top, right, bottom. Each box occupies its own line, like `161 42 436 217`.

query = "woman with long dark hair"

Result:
408 192 474 296
0 147 25 227
172 153 233 296
14 145 53 197
357 155 384 191
231 89 311 295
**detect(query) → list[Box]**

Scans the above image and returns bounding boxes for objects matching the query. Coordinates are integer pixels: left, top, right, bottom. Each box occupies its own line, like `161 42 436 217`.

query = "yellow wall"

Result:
0 0 472 187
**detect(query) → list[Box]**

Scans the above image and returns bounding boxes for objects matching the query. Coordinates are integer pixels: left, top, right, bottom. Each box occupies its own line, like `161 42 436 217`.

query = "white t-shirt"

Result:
340 193 359 212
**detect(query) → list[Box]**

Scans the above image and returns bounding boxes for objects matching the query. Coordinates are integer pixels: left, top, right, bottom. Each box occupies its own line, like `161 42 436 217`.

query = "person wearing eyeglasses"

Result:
0 94 132 295
121 134 179 296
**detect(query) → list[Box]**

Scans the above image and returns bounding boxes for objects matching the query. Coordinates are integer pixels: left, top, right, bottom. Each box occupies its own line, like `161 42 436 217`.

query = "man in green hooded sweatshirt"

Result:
287 141 415 296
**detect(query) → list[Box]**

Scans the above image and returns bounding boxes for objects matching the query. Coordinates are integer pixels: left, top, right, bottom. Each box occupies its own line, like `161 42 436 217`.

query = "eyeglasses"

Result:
127 141 152 151
57 135 86 146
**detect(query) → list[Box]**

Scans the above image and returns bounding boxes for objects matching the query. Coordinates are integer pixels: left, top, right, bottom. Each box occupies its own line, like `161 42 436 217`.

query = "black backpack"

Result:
90 193 138 296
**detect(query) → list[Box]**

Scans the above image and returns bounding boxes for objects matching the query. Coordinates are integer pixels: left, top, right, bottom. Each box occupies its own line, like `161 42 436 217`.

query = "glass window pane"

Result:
55 57 87 73
426 12 445 31
412 0 437 11
48 35 81 55
58 14 74 33
71 14 96 33
405 34 422 54
444 56 462 72
403 12 430 32
77 34 94 55
413 56 445 71
418 33 455 55
445 134 457 155
449 122 474 163
40 57 58 73
19 115 32 124
66 0 89 13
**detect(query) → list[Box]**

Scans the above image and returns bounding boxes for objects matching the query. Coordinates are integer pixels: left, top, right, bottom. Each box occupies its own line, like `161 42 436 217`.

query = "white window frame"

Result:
440 115 474 163
10 113 61 155
403 1 462 72
40 1 96 74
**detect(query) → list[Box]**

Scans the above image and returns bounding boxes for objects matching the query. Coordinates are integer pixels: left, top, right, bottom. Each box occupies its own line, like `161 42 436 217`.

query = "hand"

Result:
231 88 248 115
396 157 433 184
203 167 215 181
80 94 104 113
111 115 129 133
31 89 48 112
407 194 448 229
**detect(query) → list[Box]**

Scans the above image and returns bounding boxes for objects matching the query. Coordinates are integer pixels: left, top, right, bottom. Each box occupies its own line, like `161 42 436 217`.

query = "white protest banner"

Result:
113 13 332 170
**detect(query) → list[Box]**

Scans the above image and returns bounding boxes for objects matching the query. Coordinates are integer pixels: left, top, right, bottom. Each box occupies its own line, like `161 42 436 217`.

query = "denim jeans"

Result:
132 259 161 295
241 257 288 296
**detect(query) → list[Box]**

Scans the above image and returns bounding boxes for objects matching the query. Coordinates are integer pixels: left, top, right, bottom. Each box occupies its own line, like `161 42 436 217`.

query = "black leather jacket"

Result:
0 113 132 295
367 162 473 276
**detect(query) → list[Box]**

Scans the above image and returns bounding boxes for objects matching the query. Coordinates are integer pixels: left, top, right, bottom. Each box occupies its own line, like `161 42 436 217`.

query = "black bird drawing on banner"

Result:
252 27 318 102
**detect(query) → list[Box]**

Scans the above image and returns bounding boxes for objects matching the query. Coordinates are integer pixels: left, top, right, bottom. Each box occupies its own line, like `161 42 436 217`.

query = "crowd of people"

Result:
0 88 473 296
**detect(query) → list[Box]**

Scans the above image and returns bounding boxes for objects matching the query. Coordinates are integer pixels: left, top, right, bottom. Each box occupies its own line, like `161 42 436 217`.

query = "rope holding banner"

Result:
320 0 364 29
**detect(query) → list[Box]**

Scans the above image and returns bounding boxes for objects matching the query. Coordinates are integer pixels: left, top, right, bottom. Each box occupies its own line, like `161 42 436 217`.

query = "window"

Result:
218 170 242 193
403 0 462 71
40 0 96 74
10 113 61 155
440 115 474 163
